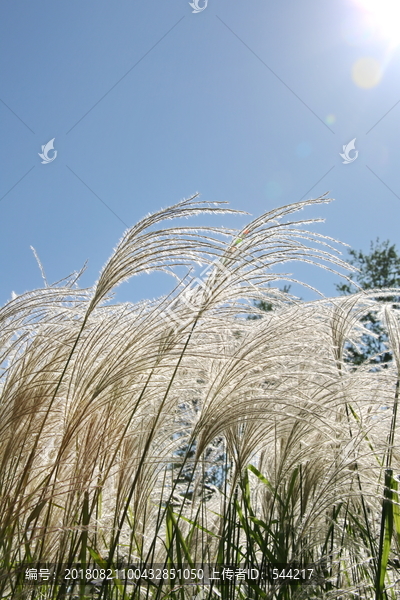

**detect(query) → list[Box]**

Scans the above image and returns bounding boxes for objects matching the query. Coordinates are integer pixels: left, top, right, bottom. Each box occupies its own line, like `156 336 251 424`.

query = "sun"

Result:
353 0 400 47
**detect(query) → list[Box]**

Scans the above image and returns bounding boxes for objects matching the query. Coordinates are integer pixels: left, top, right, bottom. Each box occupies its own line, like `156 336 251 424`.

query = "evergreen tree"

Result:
336 239 400 366
248 285 291 320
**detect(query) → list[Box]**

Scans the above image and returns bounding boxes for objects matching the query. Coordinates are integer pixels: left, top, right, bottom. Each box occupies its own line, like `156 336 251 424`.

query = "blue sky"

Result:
1 0 400 305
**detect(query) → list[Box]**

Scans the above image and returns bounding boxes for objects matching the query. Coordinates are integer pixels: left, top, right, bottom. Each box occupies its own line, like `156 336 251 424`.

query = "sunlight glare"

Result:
353 0 400 47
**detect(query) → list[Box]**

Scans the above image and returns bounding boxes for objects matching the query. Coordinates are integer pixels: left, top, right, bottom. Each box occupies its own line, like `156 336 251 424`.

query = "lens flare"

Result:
353 0 400 47
352 57 382 88
325 114 336 125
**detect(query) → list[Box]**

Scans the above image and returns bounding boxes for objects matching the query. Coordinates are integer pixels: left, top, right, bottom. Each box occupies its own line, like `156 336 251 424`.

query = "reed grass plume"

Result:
1 194 400 599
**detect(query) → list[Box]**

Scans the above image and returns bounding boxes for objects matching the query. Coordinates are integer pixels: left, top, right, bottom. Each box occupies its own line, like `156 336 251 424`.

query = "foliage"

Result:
248 286 292 320
1 196 400 599
336 239 400 366
336 240 400 293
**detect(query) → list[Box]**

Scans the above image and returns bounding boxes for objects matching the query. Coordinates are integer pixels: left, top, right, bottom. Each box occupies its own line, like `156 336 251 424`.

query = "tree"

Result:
336 239 400 366
247 285 291 320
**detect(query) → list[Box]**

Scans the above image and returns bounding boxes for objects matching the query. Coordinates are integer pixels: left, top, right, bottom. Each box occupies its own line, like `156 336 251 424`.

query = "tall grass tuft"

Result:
1 194 400 599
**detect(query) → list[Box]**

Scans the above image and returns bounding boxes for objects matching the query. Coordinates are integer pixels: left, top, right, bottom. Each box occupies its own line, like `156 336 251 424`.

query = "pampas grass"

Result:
1 194 400 599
